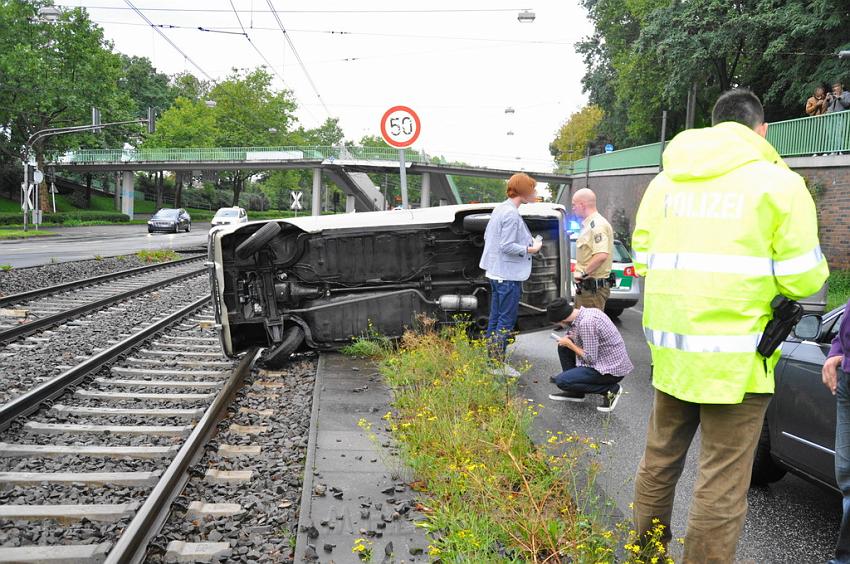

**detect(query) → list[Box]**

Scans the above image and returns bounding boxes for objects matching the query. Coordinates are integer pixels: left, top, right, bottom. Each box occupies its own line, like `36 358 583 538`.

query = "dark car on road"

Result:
752 305 844 492
148 208 192 233
207 203 570 367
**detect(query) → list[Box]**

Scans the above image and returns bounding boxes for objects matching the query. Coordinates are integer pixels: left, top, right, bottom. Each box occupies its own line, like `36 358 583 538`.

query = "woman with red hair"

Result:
479 173 542 362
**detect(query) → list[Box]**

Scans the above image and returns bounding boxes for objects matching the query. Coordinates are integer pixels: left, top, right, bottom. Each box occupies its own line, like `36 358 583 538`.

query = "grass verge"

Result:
828 269 850 312
359 324 669 563
0 230 55 240
136 249 179 263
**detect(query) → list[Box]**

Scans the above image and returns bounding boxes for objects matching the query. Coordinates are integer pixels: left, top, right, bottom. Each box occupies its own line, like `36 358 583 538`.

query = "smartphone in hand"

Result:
550 333 561 341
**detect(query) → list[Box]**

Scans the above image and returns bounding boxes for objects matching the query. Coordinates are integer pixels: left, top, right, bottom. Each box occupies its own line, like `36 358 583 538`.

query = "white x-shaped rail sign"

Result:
290 191 303 211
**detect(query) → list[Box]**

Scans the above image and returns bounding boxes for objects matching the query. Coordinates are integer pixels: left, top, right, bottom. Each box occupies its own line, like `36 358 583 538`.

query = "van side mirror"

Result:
794 314 822 341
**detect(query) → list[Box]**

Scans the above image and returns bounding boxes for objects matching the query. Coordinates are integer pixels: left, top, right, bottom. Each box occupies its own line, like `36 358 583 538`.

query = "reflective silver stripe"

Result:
773 245 824 277
647 252 772 276
644 328 761 353
639 246 823 277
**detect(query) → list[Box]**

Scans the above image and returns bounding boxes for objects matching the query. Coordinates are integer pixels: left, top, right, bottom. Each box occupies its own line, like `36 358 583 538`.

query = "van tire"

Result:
605 308 624 319
235 221 281 259
259 325 305 368
751 419 787 486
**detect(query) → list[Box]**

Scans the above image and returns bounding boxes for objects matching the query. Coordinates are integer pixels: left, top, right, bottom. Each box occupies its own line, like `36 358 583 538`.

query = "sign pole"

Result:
398 149 409 209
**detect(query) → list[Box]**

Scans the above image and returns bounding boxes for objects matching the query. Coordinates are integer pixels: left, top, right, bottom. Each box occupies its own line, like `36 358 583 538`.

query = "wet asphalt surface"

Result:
512 307 842 563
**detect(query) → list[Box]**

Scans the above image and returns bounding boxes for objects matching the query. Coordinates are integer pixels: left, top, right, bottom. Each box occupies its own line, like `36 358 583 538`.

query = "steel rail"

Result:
0 295 211 432
104 347 260 564
0 255 204 308
0 267 206 344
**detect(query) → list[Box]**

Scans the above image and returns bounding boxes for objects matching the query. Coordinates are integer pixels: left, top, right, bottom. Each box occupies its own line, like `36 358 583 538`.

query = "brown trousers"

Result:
633 389 771 563
575 286 610 310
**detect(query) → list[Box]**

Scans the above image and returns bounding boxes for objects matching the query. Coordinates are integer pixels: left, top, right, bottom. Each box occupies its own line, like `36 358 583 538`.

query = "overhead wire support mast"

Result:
123 0 213 81
264 0 332 118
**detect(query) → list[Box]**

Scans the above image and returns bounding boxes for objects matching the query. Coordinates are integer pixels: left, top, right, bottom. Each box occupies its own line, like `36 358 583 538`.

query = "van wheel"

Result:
605 308 624 319
751 419 787 486
235 221 281 259
259 326 305 368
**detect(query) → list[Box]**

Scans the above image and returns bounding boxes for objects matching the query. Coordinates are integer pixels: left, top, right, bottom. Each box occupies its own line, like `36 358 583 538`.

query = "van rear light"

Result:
623 266 636 277
570 262 576 273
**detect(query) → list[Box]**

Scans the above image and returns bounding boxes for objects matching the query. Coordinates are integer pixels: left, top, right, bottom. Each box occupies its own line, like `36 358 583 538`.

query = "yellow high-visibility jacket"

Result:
632 121 829 404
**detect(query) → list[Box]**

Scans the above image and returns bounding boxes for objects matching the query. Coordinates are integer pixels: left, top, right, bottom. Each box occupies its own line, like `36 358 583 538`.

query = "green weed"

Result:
828 269 850 312
136 249 179 263
0 264 12 271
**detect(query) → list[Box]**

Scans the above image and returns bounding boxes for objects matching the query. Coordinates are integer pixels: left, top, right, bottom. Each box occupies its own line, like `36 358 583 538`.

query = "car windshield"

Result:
152 209 179 219
569 237 634 264
215 209 238 218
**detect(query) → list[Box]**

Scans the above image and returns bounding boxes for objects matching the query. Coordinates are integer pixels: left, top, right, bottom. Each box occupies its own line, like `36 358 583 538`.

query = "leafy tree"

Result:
549 105 604 162
169 71 210 102
0 1 134 211
301 117 344 146
144 97 218 149
576 0 850 149
208 68 297 206
119 55 173 116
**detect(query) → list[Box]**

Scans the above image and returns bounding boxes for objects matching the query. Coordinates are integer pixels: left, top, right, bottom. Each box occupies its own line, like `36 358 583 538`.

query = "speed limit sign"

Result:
380 106 421 148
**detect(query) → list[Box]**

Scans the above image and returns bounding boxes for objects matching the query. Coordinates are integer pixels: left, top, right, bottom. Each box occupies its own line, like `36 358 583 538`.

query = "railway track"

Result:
0 296 263 563
0 256 206 344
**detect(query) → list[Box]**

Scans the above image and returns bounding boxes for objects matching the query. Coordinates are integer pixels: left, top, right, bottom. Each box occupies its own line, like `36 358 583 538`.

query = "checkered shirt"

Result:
571 307 633 376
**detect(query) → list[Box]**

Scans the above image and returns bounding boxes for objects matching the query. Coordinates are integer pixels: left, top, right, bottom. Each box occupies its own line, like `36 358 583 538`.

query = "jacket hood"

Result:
661 121 786 181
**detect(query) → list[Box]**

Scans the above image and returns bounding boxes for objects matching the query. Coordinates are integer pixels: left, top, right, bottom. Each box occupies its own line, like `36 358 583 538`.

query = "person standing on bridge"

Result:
571 188 614 312
631 88 828 561
479 172 542 363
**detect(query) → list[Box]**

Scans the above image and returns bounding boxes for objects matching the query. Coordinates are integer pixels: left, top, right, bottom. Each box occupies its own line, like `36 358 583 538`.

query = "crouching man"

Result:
546 298 633 412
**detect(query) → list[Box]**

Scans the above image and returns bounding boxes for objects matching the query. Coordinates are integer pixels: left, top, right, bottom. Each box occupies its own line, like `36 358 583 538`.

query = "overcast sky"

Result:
59 1 593 173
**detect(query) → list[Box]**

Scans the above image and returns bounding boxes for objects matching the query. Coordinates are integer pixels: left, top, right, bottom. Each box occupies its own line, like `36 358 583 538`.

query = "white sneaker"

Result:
548 391 587 402
597 385 623 413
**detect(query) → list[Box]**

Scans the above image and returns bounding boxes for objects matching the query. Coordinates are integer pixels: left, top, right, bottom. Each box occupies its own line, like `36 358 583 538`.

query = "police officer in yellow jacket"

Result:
631 89 829 562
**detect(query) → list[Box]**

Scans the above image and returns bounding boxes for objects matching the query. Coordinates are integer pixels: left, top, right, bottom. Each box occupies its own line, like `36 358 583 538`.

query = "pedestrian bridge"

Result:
46 145 571 218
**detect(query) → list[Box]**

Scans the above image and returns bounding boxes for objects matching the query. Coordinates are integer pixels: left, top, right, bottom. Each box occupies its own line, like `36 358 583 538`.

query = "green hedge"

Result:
0 211 130 226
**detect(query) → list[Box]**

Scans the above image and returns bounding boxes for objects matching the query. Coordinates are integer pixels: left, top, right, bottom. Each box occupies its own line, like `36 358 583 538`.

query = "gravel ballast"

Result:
0 254 201 297
146 359 316 563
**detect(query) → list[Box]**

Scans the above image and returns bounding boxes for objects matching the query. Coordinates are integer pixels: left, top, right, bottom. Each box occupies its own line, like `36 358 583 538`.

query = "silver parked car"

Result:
211 207 248 227
208 203 571 367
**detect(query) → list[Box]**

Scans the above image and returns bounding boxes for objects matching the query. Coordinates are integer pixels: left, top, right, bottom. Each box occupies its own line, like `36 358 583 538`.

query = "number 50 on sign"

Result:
380 106 421 149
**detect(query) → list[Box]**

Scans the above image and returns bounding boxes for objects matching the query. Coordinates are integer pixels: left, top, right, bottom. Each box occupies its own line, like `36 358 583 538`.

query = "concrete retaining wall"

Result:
561 156 850 269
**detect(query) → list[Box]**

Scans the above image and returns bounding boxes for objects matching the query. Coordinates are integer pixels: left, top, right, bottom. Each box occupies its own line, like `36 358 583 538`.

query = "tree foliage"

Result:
0 1 134 209
577 0 850 148
143 97 218 149
550 105 604 161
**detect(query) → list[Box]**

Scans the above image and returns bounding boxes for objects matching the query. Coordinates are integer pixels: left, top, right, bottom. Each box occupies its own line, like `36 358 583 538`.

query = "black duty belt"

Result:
579 275 615 290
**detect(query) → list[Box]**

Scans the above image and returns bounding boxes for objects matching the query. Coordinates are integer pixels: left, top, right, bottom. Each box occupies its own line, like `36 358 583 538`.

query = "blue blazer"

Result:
478 200 533 281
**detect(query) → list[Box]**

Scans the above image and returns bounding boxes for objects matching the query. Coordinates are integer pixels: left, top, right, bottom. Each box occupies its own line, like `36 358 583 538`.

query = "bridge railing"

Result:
567 111 850 173
48 145 433 165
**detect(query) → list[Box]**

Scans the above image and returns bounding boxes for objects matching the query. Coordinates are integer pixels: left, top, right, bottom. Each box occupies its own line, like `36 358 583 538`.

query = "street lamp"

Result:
840 50 850 60
517 10 536 23
504 107 515 114
204 100 217 108
37 6 61 23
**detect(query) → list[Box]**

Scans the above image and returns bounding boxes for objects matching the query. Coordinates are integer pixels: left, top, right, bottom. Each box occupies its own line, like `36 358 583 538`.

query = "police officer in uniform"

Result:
571 188 614 311
631 89 828 562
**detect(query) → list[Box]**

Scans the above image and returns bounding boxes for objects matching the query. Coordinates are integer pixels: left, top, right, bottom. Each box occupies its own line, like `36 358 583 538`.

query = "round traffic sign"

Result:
380 106 421 149
33 169 44 184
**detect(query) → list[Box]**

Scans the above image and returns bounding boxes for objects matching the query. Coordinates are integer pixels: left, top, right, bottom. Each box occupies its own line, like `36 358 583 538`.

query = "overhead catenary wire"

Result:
264 0 331 118
122 0 213 80
62 4 534 14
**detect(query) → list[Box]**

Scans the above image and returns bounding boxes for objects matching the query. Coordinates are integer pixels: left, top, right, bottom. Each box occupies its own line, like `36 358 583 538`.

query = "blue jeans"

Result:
486 279 522 359
554 366 622 396
833 369 850 564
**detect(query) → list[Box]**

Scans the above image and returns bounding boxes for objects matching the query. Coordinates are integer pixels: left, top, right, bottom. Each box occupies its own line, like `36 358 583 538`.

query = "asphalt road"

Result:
512 307 842 563
0 223 211 267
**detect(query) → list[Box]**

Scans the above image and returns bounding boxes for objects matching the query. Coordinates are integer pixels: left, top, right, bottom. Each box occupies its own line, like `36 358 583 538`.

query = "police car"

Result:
568 233 641 319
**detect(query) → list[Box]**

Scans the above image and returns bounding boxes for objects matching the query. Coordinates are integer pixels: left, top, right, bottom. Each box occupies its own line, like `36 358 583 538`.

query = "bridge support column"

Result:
421 172 431 208
311 168 321 216
121 171 134 219
346 195 356 213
